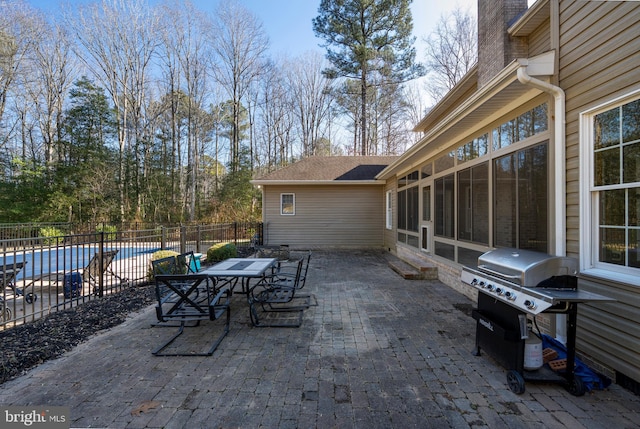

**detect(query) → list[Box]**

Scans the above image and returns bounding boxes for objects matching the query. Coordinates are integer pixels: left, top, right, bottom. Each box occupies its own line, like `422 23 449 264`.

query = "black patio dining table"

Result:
200 257 277 295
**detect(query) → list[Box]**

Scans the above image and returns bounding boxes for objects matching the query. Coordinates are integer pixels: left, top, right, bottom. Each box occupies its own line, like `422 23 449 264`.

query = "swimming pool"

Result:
1 245 165 281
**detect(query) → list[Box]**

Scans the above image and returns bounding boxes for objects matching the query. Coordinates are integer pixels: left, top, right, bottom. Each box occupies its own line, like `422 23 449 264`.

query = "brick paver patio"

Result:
0 250 638 428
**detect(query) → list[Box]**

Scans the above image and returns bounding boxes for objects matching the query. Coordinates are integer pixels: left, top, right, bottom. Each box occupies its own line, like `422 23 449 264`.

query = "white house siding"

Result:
262 185 386 248
560 0 640 383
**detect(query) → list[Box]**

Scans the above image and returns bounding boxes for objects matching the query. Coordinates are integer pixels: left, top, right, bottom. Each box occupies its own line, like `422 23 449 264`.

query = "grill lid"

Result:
477 248 578 287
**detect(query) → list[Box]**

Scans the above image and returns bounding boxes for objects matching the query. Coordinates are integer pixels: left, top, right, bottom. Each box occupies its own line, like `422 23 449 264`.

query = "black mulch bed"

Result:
0 284 156 385
0 248 256 385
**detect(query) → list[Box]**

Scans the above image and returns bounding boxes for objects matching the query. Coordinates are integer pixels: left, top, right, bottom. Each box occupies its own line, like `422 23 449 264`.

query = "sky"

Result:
218 0 479 61
26 0 479 62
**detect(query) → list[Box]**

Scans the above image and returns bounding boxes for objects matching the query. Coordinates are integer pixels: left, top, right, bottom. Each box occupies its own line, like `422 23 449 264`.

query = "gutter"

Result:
250 180 385 186
516 52 566 257
517 52 568 345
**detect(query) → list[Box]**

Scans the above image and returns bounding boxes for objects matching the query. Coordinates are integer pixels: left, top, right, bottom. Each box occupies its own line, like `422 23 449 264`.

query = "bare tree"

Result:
155 19 182 218
423 6 477 103
208 87 228 192
332 79 362 155
372 78 410 155
209 0 269 172
403 80 430 143
159 1 213 221
286 51 334 158
29 16 77 165
254 59 294 168
68 0 160 221
0 1 40 149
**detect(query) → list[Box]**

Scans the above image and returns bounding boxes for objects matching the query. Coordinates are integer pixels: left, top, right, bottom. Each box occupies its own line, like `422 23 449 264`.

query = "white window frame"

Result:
280 193 295 215
579 89 640 286
386 190 393 229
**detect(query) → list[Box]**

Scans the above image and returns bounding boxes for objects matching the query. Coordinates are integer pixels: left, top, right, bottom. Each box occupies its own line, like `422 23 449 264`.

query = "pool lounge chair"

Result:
84 249 127 295
1 261 36 304
1 261 31 321
20 249 126 300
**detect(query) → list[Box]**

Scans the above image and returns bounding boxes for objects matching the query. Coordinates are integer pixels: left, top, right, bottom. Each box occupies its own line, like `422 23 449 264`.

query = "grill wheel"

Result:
567 374 586 396
507 370 526 394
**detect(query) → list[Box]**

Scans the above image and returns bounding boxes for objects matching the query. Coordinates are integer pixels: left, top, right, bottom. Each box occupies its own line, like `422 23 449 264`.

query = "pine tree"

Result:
313 0 423 155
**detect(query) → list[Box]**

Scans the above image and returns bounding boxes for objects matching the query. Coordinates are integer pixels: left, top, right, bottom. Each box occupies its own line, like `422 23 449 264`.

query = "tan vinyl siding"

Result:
577 276 640 381
527 17 550 56
560 0 640 381
561 2 640 110
262 185 385 248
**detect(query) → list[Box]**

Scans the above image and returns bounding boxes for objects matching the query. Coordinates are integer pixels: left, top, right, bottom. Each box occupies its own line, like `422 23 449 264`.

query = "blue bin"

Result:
190 253 203 273
63 272 83 299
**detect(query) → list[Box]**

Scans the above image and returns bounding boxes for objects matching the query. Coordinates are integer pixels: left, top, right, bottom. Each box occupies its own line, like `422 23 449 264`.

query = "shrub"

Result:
96 224 117 241
207 243 237 262
150 250 179 261
147 250 179 280
39 227 64 246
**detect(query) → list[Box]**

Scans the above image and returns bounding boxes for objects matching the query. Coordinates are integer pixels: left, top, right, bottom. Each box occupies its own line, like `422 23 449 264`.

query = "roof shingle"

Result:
254 156 399 182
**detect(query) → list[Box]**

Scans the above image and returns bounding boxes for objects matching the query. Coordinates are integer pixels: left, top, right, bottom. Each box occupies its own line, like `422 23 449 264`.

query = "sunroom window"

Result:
493 143 548 252
397 171 419 247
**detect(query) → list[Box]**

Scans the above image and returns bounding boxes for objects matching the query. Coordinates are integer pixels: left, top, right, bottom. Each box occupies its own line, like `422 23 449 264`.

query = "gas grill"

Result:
461 248 613 395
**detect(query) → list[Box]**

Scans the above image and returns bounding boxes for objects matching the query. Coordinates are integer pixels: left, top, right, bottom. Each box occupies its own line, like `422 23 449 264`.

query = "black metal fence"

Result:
0 222 263 330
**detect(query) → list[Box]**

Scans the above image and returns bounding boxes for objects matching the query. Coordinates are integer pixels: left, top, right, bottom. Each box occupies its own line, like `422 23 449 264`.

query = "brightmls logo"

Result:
1 406 69 429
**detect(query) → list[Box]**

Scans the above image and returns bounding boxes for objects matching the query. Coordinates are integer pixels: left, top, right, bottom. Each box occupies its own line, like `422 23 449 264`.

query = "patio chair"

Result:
151 255 205 326
152 252 198 277
176 251 199 274
247 257 304 327
1 261 36 304
152 274 230 356
84 249 127 295
151 255 180 276
271 251 316 308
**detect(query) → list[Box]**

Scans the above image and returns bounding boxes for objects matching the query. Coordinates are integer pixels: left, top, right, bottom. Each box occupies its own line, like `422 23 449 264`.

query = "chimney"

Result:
477 0 529 87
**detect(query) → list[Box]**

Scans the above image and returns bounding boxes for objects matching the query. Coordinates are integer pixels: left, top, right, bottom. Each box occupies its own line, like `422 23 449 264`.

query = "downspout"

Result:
516 58 566 257
517 56 568 344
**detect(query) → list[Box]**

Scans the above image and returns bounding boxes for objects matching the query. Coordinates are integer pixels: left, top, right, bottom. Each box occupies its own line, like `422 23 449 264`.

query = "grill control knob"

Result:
471 278 478 285
486 284 494 292
495 287 504 295
478 281 485 287
505 291 516 301
524 300 537 310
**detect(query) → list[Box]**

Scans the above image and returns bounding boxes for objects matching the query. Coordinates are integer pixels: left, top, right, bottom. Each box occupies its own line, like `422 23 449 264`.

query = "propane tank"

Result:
524 328 543 370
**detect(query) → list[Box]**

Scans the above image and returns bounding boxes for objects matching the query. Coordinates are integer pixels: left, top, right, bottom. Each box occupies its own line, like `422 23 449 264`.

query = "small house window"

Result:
281 193 295 215
386 190 393 229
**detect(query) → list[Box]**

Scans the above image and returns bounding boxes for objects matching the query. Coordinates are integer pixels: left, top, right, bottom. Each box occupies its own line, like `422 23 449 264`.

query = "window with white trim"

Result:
397 171 419 247
586 96 640 271
281 193 295 215
386 190 393 229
